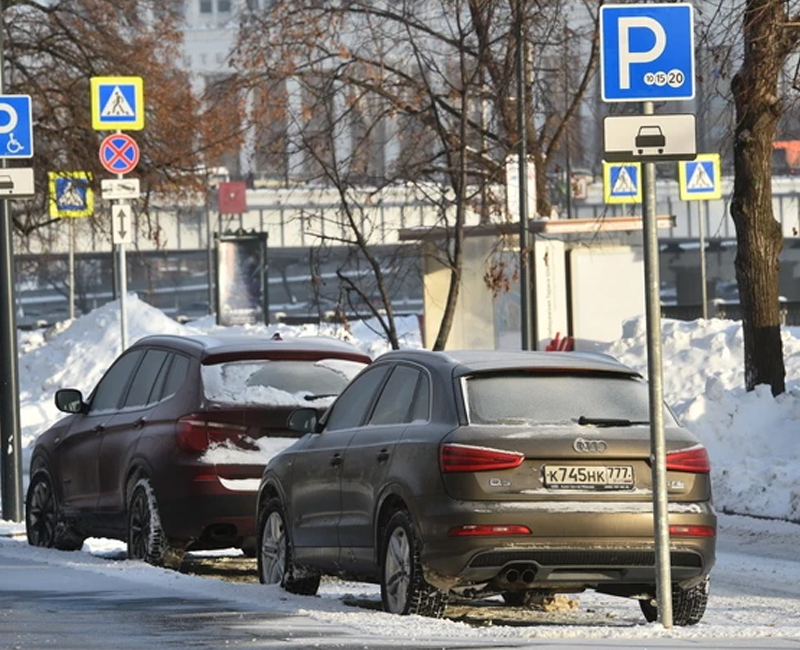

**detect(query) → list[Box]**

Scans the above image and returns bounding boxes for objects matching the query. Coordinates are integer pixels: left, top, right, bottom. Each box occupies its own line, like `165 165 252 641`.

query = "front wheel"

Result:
257 497 320 596
640 577 710 626
25 471 83 551
380 511 447 618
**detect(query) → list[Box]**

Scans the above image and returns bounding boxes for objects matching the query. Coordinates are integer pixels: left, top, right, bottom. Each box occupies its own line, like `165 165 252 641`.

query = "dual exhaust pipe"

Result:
502 566 537 585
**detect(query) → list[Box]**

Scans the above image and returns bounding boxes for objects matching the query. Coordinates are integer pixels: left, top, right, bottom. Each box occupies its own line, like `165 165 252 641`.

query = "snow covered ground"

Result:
2 295 800 644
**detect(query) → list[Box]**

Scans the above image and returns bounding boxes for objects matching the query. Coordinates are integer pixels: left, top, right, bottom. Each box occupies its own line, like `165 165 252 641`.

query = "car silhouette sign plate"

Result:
603 113 696 163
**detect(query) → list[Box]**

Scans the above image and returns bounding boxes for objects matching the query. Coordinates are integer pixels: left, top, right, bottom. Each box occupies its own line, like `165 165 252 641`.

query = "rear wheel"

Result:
25 471 83 551
380 511 447 618
257 497 320 596
127 477 183 569
640 577 710 626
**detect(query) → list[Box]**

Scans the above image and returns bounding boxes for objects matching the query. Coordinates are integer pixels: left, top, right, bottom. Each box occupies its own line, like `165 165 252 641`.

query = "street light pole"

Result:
516 0 535 350
0 0 24 522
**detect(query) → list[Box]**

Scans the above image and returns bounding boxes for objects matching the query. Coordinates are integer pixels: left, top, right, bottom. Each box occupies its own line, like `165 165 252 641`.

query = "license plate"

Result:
543 465 634 489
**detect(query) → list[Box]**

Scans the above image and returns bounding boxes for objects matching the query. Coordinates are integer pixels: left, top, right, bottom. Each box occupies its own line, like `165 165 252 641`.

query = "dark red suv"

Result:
25 334 370 567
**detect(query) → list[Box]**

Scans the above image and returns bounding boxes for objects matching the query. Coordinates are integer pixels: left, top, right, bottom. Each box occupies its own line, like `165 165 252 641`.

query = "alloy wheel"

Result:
27 476 56 547
383 526 412 613
260 511 287 585
128 488 152 560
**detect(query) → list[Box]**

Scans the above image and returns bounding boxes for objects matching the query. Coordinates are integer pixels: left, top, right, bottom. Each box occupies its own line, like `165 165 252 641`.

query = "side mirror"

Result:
287 407 319 434
55 388 87 414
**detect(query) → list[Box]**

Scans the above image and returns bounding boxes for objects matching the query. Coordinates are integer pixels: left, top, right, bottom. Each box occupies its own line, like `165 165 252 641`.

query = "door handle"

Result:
133 417 146 429
93 425 105 435
376 449 390 463
330 453 343 467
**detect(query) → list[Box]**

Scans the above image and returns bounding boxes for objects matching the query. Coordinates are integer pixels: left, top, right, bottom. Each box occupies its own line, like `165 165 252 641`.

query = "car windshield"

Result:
202 358 367 406
463 372 676 426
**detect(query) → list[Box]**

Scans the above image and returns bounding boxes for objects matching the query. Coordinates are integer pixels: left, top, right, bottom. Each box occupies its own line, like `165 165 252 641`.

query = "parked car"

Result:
25 334 370 566
256 349 716 625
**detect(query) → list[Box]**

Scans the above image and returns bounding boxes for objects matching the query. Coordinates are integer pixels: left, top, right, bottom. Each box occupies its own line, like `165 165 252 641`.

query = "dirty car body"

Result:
257 349 716 623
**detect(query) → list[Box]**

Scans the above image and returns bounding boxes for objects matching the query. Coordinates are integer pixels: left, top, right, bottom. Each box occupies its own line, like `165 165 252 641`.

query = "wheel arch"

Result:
373 485 419 565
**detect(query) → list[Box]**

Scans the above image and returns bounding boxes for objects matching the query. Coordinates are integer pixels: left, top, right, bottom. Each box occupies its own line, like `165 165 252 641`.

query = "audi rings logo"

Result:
573 437 608 453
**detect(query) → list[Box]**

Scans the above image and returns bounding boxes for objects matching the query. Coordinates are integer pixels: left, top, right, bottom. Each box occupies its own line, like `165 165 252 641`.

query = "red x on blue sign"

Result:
99 133 140 175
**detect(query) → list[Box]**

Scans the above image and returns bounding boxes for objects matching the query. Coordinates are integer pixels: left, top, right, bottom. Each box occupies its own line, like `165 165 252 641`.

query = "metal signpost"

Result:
679 154 723 319
600 3 697 628
48 171 94 320
91 76 144 351
0 91 33 522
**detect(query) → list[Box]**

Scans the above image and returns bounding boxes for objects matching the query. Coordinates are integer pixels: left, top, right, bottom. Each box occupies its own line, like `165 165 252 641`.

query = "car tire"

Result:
25 471 84 551
127 477 183 569
257 497 320 596
380 511 447 618
639 577 710 626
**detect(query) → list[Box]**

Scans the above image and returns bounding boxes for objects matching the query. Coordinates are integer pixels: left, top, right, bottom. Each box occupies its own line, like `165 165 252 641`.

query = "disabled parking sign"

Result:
0 95 33 158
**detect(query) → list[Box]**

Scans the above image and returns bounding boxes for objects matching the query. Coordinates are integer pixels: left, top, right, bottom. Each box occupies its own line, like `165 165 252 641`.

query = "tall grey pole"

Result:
0 0 24 522
641 101 673 628
699 200 708 319
516 0 534 350
68 218 75 319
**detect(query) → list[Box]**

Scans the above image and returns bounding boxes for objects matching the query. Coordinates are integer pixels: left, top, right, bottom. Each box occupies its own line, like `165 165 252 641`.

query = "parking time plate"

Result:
543 465 634 489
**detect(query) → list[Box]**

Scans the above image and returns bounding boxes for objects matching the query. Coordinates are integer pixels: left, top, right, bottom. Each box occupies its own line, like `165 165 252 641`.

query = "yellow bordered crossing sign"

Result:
90 76 145 131
679 153 721 201
48 171 94 218
603 162 642 204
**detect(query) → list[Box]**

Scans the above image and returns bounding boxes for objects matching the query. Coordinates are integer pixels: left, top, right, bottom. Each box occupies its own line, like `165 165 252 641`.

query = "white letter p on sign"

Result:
618 17 666 89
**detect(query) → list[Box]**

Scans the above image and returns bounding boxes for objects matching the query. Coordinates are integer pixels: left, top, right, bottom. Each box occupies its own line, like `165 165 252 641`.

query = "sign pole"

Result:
641 100 673 628
68 218 75 319
699 200 708 319
0 0 24 522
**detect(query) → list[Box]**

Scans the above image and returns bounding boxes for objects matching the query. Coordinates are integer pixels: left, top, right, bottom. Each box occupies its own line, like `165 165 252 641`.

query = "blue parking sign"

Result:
600 3 695 102
0 95 33 158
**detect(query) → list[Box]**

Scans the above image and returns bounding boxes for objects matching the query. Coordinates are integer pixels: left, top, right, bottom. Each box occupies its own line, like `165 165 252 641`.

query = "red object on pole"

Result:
218 181 247 215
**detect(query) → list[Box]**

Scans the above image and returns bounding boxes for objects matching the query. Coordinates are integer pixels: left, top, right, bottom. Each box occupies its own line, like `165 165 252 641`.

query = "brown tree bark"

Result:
729 0 795 395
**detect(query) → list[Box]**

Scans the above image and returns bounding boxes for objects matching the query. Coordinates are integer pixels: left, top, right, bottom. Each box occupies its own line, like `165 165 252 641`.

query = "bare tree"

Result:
2 0 241 245
233 0 599 348
727 0 800 395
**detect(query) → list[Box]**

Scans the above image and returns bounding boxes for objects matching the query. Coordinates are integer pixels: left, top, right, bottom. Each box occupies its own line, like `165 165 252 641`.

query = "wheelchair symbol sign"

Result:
0 95 33 158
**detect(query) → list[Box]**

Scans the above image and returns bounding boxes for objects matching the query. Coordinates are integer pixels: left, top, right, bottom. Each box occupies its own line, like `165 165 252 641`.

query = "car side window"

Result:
324 365 390 432
89 350 145 413
161 353 190 400
123 349 170 408
368 365 422 426
410 371 430 423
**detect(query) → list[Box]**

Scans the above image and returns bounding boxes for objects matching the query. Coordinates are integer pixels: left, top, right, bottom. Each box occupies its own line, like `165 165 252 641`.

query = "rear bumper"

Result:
157 473 259 550
415 496 716 591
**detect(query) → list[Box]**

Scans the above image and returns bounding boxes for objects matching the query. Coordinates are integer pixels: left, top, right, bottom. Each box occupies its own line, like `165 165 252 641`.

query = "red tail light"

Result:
448 524 531 537
440 443 525 473
669 524 716 538
666 446 711 473
176 416 248 453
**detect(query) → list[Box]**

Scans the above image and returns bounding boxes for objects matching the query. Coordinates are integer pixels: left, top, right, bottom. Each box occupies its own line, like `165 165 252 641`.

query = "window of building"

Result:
218 0 232 12
200 0 212 13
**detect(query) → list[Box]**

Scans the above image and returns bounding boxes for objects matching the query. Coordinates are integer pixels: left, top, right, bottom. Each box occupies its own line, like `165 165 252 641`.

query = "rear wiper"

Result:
304 393 338 402
577 416 649 427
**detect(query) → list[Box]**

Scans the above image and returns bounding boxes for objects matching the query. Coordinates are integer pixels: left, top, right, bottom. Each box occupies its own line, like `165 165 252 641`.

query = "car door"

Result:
289 364 391 564
96 348 172 521
55 349 144 514
338 364 429 569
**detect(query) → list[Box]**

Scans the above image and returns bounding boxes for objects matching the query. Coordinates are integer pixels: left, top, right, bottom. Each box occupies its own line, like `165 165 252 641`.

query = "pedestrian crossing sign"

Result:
48 171 94 218
679 154 722 200
603 162 642 204
90 76 145 131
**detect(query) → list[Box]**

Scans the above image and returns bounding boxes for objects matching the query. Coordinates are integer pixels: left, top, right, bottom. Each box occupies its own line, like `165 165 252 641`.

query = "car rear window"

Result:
201 358 367 406
463 372 676 425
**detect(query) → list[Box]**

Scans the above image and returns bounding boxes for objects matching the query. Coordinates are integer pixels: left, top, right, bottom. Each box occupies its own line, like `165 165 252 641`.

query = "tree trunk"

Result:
730 0 787 395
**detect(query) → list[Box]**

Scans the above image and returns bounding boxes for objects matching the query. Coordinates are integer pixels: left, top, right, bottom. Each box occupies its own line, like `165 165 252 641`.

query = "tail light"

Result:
448 524 531 537
669 524 716 538
666 445 711 473
176 415 248 453
440 443 525 473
